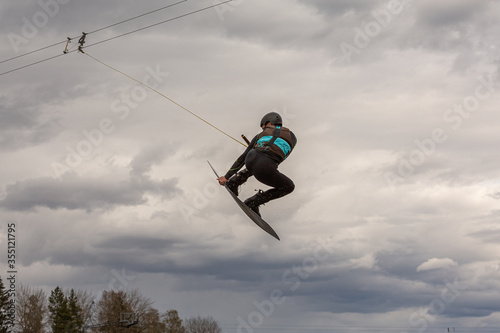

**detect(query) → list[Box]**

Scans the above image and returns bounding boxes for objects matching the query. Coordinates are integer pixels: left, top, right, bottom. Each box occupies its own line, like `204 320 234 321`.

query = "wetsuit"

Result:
224 125 297 204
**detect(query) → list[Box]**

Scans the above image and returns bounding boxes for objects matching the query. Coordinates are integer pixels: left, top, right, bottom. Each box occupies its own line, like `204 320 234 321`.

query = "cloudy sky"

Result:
1 0 500 331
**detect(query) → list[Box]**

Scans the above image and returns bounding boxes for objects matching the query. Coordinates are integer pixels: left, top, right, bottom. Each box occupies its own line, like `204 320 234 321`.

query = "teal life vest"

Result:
254 125 296 162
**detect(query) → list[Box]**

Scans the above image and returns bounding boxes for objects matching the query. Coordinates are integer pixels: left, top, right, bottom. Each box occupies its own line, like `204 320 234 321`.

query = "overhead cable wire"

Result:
0 53 68 76
84 0 235 49
85 0 188 35
0 0 188 65
0 0 243 147
0 0 235 77
0 40 66 65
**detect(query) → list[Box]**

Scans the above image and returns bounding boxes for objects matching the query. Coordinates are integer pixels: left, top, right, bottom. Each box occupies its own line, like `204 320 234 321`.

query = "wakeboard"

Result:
207 161 280 241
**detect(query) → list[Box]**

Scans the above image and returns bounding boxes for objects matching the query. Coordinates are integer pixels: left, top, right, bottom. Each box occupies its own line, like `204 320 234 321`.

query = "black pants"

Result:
244 150 295 202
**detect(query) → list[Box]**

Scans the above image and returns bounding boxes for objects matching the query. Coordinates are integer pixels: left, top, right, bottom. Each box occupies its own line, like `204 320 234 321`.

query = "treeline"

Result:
0 276 222 333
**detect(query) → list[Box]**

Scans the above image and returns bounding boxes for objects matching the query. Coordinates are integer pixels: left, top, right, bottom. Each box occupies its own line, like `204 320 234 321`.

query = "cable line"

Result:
0 0 244 147
81 49 247 147
86 0 188 35
84 0 235 49
0 0 187 65
0 53 67 76
0 40 66 65
0 0 235 77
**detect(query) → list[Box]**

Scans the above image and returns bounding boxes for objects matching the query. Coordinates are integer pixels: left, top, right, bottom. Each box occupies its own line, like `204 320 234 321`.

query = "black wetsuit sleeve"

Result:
290 131 297 149
223 135 259 179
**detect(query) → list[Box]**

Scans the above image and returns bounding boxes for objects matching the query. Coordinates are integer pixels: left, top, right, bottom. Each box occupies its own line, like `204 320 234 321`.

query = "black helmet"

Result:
260 112 282 127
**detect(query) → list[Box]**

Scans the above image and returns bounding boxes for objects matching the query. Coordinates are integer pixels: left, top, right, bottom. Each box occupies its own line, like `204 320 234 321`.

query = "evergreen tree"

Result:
48 286 71 333
66 289 84 332
0 277 12 333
